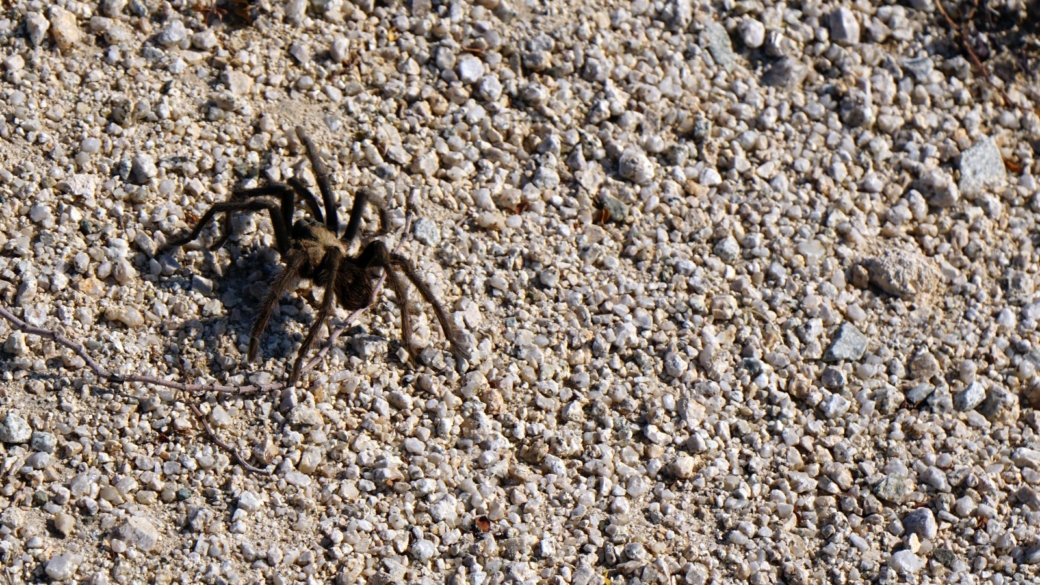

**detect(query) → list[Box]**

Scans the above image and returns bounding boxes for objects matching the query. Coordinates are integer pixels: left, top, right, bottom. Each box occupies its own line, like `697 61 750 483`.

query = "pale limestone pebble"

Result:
4 331 28 356
192 29 218 51
920 168 959 207
959 137 1007 197
209 405 231 428
113 259 137 284
863 248 940 300
52 512 76 537
285 0 308 23
105 306 144 328
0 413 32 443
1012 448 1040 470
115 516 161 551
618 148 655 185
330 38 351 63
298 446 322 474
738 18 765 48
3 53 24 71
156 19 187 48
237 491 262 512
889 550 924 574
457 55 484 84
45 553 82 581
411 539 437 563
665 454 696 479
476 210 506 230
284 471 311 487
25 12 49 46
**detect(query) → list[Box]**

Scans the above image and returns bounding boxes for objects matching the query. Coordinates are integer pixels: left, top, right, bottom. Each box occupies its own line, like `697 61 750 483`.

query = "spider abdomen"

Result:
335 263 373 310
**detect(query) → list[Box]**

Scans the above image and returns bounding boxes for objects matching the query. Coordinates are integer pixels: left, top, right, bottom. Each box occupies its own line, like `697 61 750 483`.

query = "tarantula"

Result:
165 127 468 384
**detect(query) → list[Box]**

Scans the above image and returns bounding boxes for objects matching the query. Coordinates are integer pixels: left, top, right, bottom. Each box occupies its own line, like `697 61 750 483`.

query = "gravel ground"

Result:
2 0 1040 583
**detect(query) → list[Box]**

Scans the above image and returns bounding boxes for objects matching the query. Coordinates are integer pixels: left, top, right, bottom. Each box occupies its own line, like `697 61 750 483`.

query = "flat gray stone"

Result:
762 57 809 89
600 194 628 222
959 138 1006 198
824 323 868 362
702 22 737 73
829 8 860 45
1013 448 1040 469
953 381 986 412
901 56 934 81
906 383 935 406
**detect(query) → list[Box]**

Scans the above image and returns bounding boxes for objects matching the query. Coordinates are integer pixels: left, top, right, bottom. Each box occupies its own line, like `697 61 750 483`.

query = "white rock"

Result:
618 148 655 185
45 553 82 581
116 517 161 551
4 332 28 357
429 494 458 523
0 413 33 444
739 19 766 48
889 550 925 573
25 12 49 46
105 306 144 328
411 539 437 563
157 19 187 47
238 491 262 512
457 55 484 84
664 351 688 378
223 70 254 96
331 38 351 63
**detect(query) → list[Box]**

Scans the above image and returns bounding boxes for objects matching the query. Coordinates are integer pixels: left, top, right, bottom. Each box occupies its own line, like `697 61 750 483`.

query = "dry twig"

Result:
934 0 1033 112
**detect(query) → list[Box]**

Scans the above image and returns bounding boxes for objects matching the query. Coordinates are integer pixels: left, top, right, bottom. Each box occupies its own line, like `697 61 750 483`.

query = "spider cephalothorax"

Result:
165 127 468 384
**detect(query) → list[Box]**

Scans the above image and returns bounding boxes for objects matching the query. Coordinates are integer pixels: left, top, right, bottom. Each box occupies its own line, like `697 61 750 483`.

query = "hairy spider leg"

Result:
289 247 345 384
248 249 306 362
295 128 339 233
382 263 415 361
390 252 470 361
286 178 325 224
341 189 392 248
357 240 469 363
166 200 292 255
208 184 322 251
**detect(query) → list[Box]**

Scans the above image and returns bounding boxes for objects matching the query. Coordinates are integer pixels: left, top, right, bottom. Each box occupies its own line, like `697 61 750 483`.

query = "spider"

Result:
164 127 469 384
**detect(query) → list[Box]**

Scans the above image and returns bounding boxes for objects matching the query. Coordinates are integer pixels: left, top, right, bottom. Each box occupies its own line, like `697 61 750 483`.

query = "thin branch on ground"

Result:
0 201 414 474
934 0 1033 113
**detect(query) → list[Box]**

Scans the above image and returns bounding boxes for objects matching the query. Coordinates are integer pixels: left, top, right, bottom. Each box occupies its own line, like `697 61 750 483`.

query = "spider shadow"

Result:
156 242 390 381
